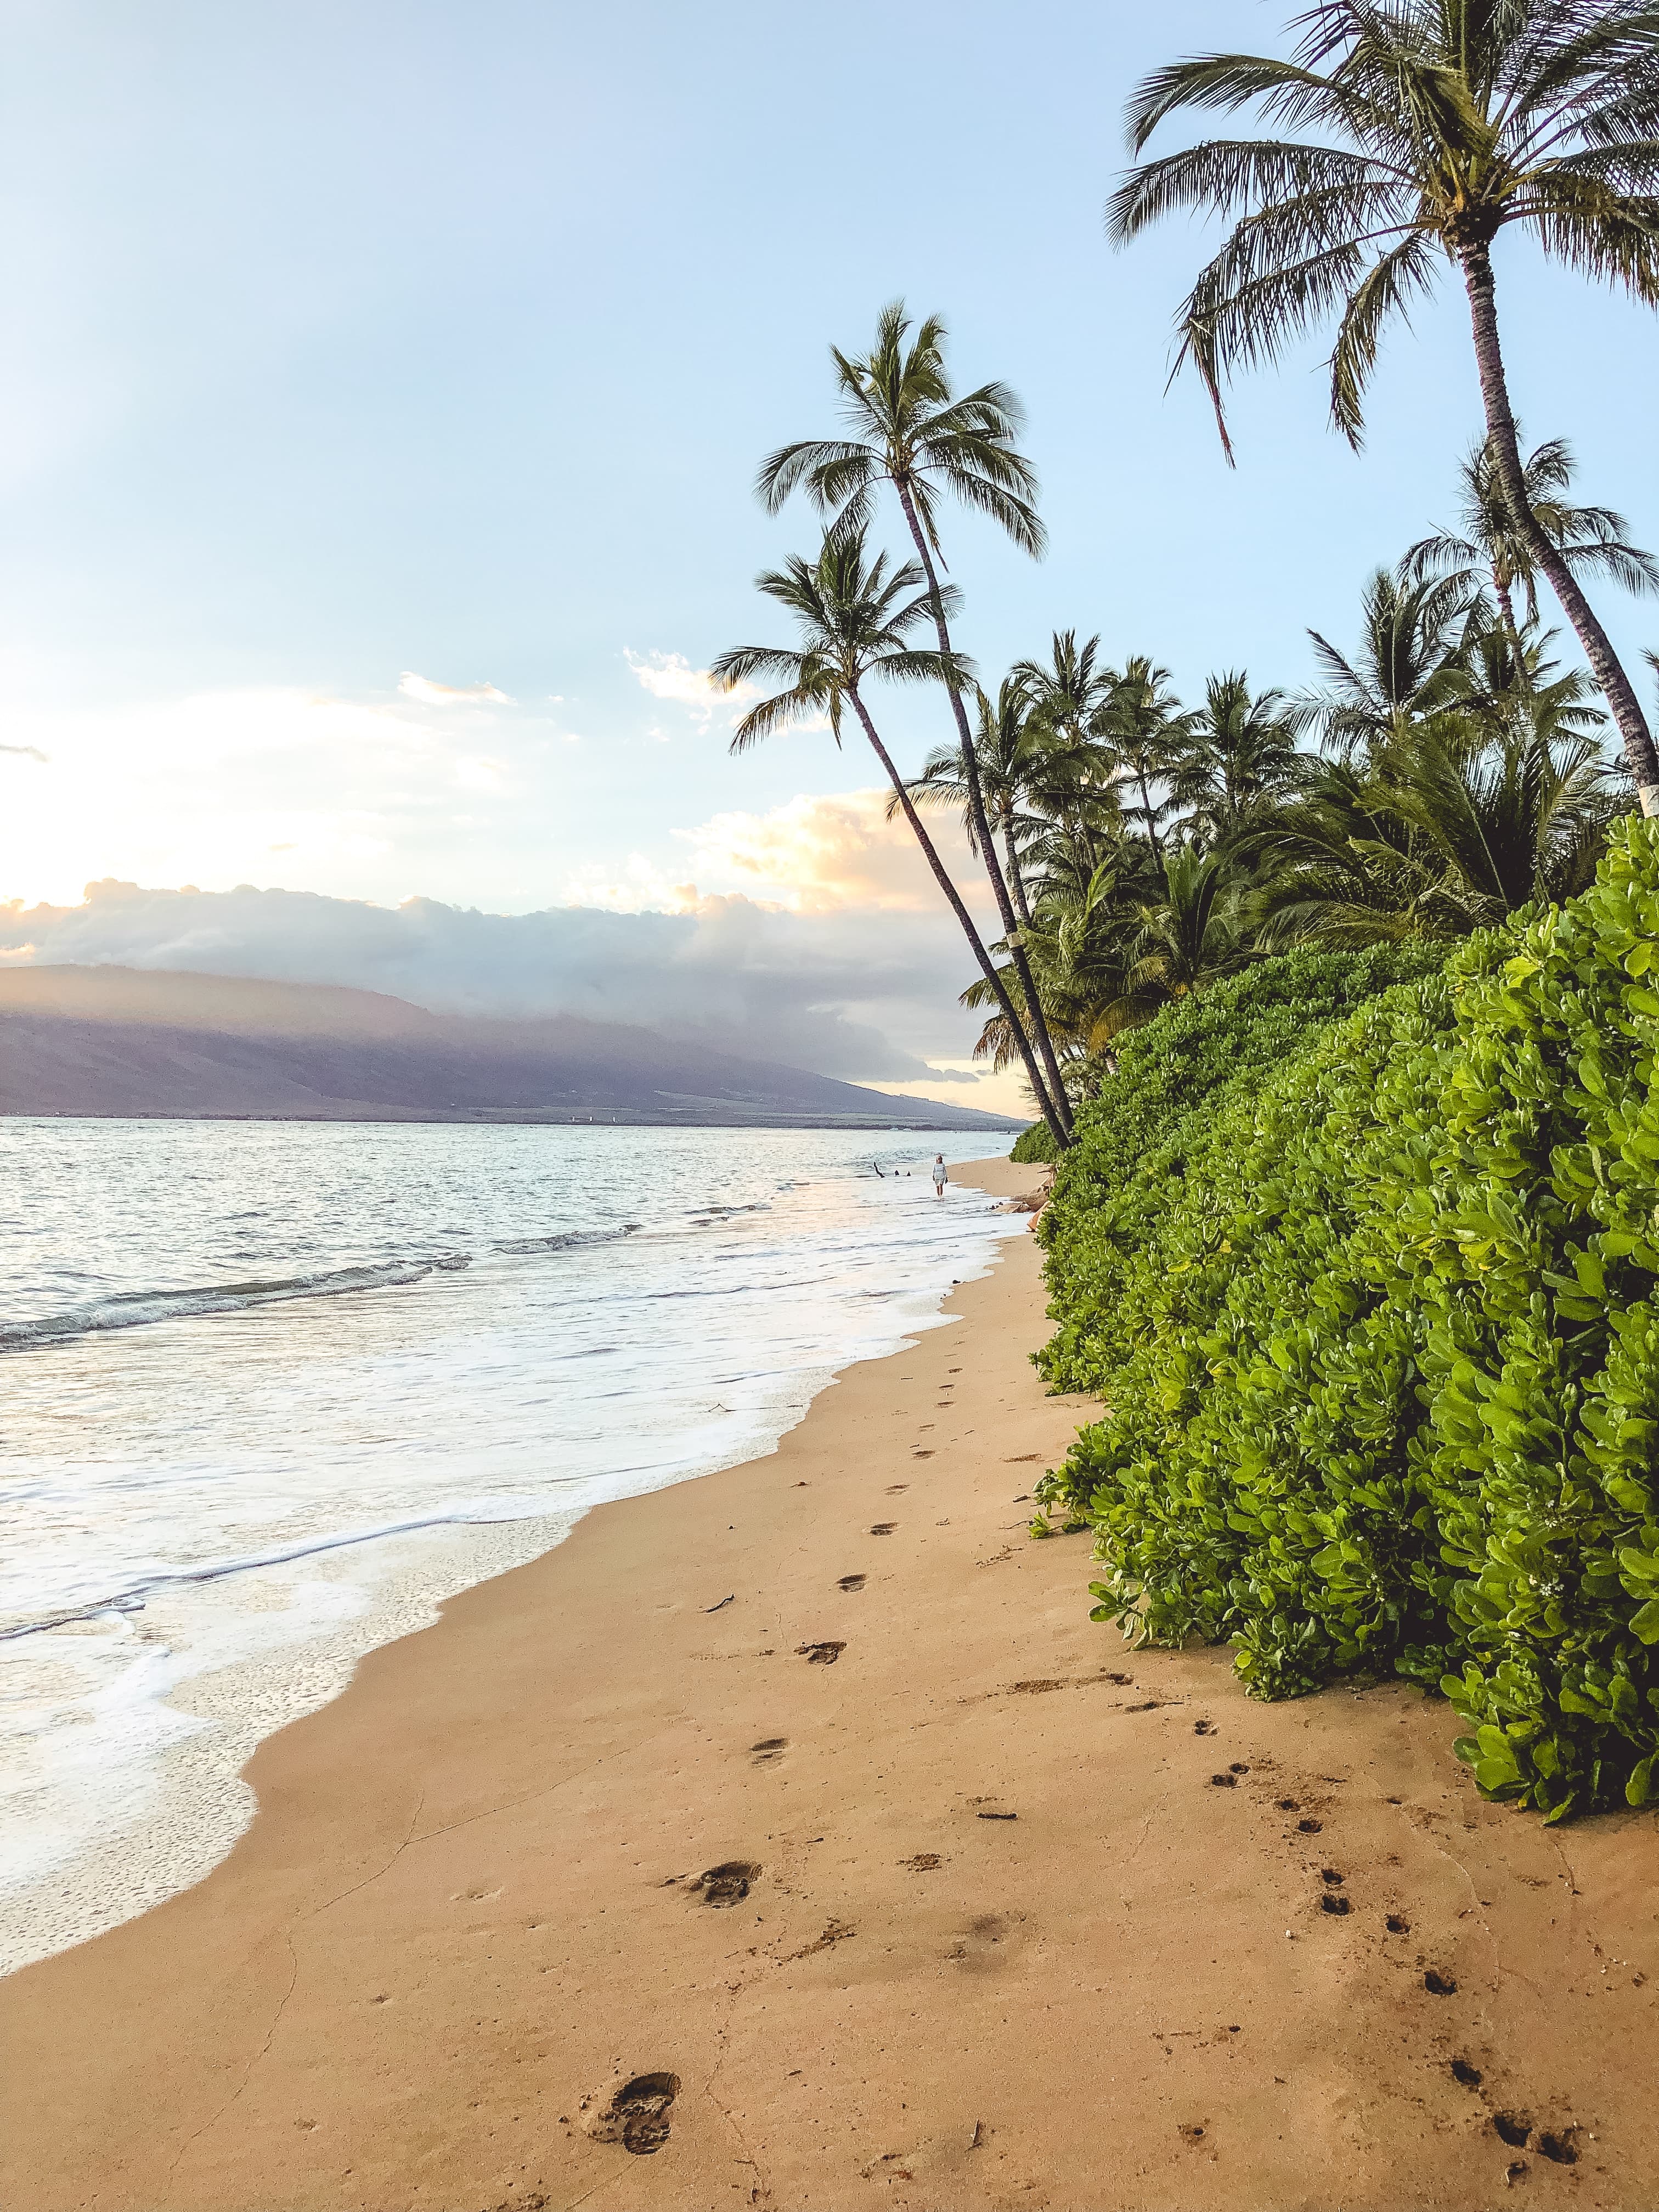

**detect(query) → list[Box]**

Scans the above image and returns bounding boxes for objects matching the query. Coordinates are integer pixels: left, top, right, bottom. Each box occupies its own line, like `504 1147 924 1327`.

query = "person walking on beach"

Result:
932 1154 948 1199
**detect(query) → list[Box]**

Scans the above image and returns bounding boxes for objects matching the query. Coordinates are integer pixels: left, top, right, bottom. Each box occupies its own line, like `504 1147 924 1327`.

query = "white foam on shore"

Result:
0 1512 578 1977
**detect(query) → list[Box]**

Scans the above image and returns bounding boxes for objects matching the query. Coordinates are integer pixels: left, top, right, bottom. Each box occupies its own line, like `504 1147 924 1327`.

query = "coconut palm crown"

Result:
1109 0 1659 802
1404 433 1659 632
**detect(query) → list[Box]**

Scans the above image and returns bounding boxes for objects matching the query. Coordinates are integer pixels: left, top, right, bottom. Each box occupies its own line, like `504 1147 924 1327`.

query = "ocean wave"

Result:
491 1224 640 1255
0 1223 657 1352
0 1254 472 1352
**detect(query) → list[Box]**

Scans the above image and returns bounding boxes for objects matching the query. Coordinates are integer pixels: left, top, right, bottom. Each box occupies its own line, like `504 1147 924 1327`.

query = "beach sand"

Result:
4 1155 1658 2211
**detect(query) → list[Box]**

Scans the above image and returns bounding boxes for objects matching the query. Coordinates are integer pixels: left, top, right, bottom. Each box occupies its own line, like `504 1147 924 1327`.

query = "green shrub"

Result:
1038 818 1659 1819
1039 943 1451 1396
1010 1121 1058 1164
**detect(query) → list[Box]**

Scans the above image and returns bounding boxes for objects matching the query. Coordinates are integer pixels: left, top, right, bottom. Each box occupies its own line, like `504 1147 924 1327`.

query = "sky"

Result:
4 0 1657 1113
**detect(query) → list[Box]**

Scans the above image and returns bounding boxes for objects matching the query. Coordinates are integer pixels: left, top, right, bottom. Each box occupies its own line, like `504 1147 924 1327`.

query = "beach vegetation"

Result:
1034 817 1659 1820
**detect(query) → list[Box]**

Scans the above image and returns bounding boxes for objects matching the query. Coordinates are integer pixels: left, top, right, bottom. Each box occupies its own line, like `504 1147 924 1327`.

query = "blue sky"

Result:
4 0 1657 1102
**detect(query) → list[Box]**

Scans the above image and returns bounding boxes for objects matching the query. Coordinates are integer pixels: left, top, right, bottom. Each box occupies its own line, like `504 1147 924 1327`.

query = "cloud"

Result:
682 789 991 917
624 649 752 726
398 672 515 707
1 743 48 763
0 876 1018 1099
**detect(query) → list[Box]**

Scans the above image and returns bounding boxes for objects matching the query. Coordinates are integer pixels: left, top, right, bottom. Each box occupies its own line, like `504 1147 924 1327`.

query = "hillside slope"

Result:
0 967 1018 1130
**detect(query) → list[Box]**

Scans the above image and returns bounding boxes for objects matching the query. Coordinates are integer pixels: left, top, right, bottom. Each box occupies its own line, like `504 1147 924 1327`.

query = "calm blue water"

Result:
0 1120 1019 1970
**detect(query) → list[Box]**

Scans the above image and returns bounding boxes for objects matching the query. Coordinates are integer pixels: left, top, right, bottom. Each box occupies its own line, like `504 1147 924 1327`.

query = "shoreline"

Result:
4 1155 1658 2210
3 1144 1016 1977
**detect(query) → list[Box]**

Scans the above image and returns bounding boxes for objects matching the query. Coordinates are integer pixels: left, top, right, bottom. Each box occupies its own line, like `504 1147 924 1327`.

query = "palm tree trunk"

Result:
847 686 1069 1152
891 481 1076 1136
1460 245 1659 813
1002 810 1034 927
1137 768 1163 860
1493 573 1519 644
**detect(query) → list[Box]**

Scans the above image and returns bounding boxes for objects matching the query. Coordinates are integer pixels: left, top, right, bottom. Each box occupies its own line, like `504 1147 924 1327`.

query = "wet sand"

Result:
3 1156 1657 2211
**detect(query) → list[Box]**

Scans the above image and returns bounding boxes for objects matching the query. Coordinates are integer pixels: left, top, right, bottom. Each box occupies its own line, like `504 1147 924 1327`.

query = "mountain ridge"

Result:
0 966 1020 1131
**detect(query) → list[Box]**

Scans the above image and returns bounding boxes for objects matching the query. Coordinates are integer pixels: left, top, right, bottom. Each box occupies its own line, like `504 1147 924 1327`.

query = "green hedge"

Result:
1010 1121 1058 1164
1036 819 1659 1817
1039 944 1451 1393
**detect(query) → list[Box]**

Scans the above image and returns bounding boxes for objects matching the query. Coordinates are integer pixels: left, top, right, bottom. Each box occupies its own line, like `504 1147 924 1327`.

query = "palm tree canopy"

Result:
1302 565 1476 752
1011 629 1112 743
892 678 1043 842
1169 671 1304 838
710 533 964 752
1404 432 1659 620
1109 2 1659 450
755 300 1046 559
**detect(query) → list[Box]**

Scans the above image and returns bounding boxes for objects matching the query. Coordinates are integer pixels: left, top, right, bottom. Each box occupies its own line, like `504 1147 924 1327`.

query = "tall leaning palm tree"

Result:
1404 432 1659 635
1109 1 1659 808
756 302 1074 1138
709 529 1071 1152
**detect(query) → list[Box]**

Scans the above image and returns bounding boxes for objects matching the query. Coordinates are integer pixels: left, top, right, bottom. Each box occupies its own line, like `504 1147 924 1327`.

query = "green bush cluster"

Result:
1039 943 1451 1389
1011 947 1442 1175
1036 820 1659 1818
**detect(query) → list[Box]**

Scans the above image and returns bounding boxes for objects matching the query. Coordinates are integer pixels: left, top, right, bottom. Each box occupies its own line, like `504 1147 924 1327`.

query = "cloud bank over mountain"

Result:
0 877 997 1089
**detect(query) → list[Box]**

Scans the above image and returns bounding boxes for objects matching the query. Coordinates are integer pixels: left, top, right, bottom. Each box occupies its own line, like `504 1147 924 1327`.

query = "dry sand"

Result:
3 1155 1658 2212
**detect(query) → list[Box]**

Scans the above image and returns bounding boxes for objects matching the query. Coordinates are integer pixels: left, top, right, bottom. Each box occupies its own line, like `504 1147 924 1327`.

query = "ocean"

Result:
0 1118 1021 1973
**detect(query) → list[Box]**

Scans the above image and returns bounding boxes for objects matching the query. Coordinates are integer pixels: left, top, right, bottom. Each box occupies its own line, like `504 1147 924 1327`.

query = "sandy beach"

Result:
4 1155 1658 2212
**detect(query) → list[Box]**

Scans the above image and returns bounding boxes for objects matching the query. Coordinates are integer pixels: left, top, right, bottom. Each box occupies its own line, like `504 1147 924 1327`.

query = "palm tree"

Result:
1373 706 1621 923
1109 1 1659 807
1404 433 1659 636
1258 635 1623 940
960 854 1142 1079
1124 843 1257 1005
896 678 1047 925
1168 672 1302 842
709 529 1071 1152
756 302 1074 1139
1011 629 1112 752
1302 566 1475 755
1009 630 1125 864
1094 656 1189 858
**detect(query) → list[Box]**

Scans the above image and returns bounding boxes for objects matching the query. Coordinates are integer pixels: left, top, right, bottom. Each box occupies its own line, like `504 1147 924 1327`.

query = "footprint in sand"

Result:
837 1574 866 1592
948 1911 1019 1974
870 1522 898 1536
589 2073 681 2156
750 1738 787 1765
797 1641 846 1666
886 1483 909 1493
692 1861 760 1908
